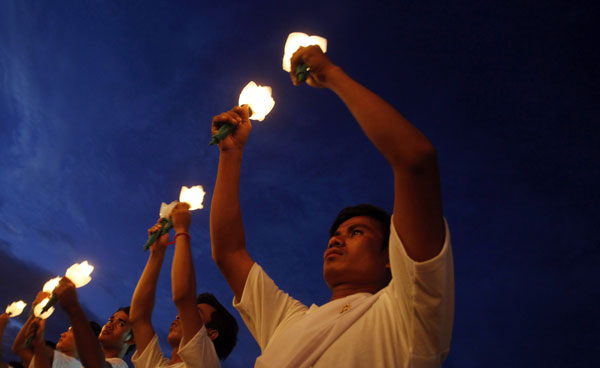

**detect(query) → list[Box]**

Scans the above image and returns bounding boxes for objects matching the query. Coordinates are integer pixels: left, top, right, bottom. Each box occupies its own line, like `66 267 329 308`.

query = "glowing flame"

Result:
282 32 328 72
65 261 94 288
33 297 55 319
179 186 206 211
5 301 27 317
42 277 62 293
238 81 275 121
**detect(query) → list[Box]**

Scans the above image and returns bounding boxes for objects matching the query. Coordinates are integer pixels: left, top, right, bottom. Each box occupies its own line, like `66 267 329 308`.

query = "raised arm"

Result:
209 106 255 301
12 292 49 366
170 203 203 345
129 221 169 354
30 319 52 368
290 46 445 262
0 313 10 368
54 278 108 368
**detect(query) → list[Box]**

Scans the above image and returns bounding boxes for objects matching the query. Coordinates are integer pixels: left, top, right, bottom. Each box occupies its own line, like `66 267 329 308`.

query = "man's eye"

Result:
351 229 362 236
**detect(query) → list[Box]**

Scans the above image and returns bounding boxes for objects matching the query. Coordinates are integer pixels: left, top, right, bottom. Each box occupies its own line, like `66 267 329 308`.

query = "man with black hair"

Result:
11 292 103 368
53 278 135 368
26 317 102 368
129 203 238 368
210 46 454 367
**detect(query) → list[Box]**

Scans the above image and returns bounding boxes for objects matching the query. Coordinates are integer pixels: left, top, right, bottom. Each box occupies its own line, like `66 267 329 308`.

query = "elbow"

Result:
172 291 195 307
394 140 439 173
212 248 229 270
127 312 144 327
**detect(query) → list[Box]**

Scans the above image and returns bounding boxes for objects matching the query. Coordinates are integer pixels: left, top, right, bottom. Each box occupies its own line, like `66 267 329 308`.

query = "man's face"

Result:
167 303 217 346
323 216 389 290
56 327 77 357
98 310 132 349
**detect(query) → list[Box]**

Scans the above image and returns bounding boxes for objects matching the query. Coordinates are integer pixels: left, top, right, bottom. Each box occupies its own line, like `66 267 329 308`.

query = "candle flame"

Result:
238 81 275 121
65 261 94 288
42 277 62 293
282 32 328 72
33 297 55 319
179 186 206 211
5 301 27 317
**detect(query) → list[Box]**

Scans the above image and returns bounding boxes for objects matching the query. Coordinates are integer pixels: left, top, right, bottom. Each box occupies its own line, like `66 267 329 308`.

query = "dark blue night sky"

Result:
1 1 598 367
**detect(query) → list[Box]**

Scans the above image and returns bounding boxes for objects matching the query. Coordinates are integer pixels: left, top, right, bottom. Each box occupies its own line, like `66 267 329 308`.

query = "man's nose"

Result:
328 235 344 248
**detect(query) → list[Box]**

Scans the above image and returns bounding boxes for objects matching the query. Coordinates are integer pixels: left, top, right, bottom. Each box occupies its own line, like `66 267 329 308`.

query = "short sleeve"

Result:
387 217 454 358
233 263 308 350
131 334 168 368
177 326 220 368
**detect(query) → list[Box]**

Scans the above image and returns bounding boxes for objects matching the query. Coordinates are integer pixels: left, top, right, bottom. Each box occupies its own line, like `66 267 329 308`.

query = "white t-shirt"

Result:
105 357 128 368
29 350 130 368
29 350 81 368
234 218 455 368
131 326 220 368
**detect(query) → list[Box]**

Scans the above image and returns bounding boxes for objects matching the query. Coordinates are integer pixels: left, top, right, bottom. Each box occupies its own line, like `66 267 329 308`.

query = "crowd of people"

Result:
1 46 454 368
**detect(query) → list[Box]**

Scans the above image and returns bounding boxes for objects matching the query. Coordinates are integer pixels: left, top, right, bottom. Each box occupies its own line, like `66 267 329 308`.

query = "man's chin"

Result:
167 335 180 347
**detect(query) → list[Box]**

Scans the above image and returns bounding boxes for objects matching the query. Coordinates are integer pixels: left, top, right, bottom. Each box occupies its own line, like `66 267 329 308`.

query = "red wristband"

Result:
174 232 190 241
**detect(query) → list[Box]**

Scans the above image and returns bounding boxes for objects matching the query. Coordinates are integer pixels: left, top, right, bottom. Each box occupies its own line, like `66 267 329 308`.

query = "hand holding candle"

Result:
39 262 94 315
209 81 275 145
143 185 205 250
283 32 328 84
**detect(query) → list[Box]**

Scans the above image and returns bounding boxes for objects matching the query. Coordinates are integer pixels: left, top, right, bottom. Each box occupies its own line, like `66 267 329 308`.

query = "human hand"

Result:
34 291 51 306
54 277 79 315
148 219 170 253
0 313 9 328
29 318 46 349
211 105 252 152
289 45 339 87
171 202 191 233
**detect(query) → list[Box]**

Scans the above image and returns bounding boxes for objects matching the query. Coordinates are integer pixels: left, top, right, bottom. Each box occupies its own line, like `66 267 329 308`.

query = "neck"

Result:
102 346 122 359
329 283 383 301
169 346 182 365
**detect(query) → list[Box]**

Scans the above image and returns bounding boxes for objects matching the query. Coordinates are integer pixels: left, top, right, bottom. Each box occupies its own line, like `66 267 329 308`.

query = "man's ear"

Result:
207 328 219 341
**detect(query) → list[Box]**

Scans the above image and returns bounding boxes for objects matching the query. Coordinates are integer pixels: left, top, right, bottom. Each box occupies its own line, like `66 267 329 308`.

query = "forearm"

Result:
171 234 197 306
33 346 51 368
12 315 35 364
130 250 165 323
66 306 105 368
211 151 247 262
326 67 437 169
210 151 254 299
171 232 204 344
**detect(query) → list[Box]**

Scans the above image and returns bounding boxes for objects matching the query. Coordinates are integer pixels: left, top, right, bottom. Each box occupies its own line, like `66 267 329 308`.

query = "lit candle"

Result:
209 81 275 145
39 262 94 315
282 32 328 82
5 301 27 317
179 185 206 210
238 82 276 121
33 297 55 319
144 185 205 250
43 277 62 293
65 261 94 288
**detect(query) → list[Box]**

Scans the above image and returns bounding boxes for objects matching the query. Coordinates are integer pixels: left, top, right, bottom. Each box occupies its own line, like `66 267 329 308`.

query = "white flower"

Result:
65 261 94 288
33 297 55 319
159 201 179 218
282 32 327 72
5 301 27 317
